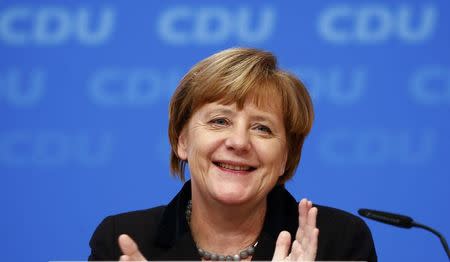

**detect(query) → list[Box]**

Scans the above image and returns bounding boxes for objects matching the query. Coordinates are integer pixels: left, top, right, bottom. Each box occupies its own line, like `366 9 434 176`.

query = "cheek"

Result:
186 146 208 178
279 150 288 175
187 135 222 165
256 142 288 176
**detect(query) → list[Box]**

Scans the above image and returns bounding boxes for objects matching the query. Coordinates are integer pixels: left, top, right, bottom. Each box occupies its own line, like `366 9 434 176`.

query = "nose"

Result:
224 124 251 154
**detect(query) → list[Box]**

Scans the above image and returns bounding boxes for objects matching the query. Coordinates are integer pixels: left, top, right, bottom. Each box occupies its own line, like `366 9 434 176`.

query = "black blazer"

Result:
89 181 377 261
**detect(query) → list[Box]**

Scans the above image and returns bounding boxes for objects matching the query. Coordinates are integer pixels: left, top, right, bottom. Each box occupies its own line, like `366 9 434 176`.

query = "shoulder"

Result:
97 206 166 239
315 204 373 244
89 206 166 261
314 204 377 261
105 205 166 230
315 204 368 230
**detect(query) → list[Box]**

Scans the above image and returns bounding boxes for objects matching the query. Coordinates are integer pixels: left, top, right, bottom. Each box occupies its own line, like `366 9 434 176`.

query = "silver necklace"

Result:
185 200 258 261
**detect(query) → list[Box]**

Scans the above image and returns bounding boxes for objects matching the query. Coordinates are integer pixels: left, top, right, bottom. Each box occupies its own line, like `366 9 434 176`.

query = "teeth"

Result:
217 162 252 171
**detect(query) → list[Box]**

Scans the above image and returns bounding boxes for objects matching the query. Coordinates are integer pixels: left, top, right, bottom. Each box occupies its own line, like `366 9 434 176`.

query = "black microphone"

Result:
358 208 449 259
358 208 413 228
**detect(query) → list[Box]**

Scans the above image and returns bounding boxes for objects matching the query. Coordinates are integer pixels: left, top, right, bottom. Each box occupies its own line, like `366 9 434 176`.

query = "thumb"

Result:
118 234 147 261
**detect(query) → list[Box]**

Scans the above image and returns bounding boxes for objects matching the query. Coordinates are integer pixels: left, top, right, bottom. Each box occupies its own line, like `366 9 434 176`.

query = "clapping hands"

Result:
117 198 318 261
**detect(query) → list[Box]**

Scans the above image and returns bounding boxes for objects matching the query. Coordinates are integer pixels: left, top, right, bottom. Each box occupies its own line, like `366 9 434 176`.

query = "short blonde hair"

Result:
168 47 314 184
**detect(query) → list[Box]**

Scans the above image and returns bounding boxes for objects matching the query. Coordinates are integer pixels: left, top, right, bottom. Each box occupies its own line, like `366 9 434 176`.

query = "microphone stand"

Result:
411 221 450 259
358 208 450 259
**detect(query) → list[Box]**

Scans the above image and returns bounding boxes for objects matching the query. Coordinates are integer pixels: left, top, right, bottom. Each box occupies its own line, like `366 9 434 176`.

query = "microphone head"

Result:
358 208 414 228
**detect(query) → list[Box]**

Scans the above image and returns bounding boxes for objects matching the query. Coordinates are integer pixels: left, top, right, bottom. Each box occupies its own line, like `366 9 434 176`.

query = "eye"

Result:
254 124 272 134
209 117 230 127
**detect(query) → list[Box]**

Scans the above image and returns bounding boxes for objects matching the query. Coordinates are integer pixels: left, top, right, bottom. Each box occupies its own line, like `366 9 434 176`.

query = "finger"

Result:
119 255 130 261
272 231 291 261
307 207 317 230
301 207 318 253
298 199 308 229
296 199 310 241
118 234 147 261
305 228 319 261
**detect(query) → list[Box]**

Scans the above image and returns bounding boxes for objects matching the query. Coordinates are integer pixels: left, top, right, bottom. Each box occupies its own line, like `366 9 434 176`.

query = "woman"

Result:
89 48 376 261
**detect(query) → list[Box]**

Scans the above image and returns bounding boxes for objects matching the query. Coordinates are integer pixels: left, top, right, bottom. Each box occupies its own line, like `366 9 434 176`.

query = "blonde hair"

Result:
168 47 314 184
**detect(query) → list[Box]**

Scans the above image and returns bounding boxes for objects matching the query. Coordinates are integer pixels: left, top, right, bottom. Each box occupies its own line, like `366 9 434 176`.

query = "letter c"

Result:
318 5 352 43
0 7 30 45
89 69 122 106
157 6 191 45
0 132 29 166
410 67 450 105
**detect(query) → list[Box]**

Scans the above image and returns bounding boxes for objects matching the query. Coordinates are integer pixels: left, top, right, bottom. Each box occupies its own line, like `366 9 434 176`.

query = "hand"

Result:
272 198 319 261
118 234 148 261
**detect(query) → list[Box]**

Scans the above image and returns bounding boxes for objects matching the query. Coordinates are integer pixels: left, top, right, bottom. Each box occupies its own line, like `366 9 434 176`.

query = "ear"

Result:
177 129 188 160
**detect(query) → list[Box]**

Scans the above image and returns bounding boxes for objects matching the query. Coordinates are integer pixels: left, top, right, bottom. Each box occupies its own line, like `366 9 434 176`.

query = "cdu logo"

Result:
157 5 275 45
0 131 114 167
291 66 368 105
410 66 450 105
87 68 182 106
0 68 46 107
0 6 115 46
318 4 437 44
318 128 436 165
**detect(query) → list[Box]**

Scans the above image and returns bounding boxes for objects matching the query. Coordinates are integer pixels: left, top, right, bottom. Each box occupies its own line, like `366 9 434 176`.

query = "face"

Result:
177 100 288 206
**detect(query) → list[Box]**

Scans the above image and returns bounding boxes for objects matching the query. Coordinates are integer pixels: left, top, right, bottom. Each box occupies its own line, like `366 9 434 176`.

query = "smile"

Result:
213 162 257 172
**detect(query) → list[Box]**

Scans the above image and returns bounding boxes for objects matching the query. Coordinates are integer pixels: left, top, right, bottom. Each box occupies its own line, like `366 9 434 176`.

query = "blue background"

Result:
1 1 449 261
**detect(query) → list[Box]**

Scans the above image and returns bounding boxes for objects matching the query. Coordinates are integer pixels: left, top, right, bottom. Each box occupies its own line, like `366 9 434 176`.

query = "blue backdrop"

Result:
2 1 449 261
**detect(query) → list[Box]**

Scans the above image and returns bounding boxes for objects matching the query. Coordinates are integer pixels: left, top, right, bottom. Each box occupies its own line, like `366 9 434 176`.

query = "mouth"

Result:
213 161 257 173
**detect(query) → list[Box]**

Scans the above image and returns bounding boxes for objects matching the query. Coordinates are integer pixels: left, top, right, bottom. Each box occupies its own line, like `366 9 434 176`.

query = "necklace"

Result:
185 200 258 261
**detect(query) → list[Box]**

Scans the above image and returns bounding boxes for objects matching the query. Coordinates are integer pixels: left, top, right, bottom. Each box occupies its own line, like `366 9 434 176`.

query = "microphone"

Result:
358 208 449 259
358 208 413 228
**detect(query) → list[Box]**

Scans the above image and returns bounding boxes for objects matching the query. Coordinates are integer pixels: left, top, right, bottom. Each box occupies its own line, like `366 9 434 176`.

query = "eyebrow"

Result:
207 108 235 116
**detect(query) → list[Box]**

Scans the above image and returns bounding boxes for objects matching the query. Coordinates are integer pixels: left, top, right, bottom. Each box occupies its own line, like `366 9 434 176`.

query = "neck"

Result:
189 191 266 255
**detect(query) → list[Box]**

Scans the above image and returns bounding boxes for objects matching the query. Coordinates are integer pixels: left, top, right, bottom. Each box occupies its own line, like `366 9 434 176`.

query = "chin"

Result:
214 194 249 206
209 184 254 206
